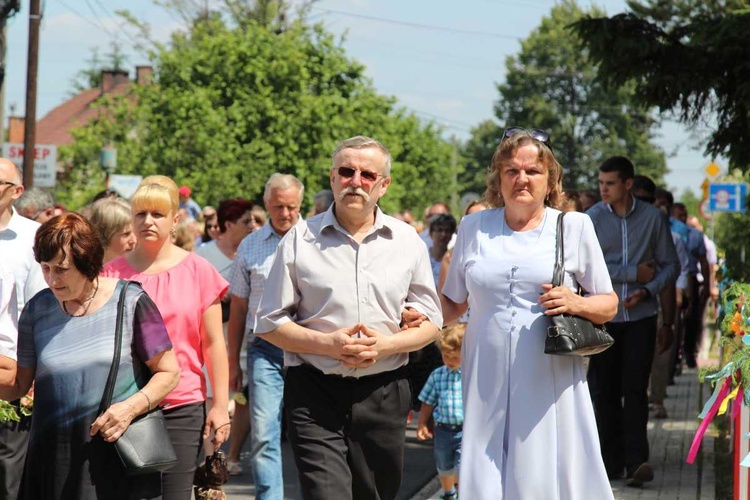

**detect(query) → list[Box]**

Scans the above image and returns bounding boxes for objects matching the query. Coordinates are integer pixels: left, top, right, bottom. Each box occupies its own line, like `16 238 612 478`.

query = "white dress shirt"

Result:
256 205 443 377
0 209 46 313
0 263 18 360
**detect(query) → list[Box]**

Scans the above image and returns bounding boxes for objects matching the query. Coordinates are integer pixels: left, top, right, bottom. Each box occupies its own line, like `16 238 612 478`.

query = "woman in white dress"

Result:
441 127 618 499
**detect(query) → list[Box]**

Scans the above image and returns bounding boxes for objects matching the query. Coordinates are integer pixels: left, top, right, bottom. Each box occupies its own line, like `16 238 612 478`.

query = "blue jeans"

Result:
434 423 462 477
248 337 285 500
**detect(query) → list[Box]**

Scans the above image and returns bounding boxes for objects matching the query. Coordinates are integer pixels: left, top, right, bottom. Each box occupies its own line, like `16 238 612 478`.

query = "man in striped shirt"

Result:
227 173 304 500
586 156 679 487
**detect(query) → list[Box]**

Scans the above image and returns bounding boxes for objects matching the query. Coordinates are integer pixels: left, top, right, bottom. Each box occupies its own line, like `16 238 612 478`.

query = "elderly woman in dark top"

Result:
0 213 180 499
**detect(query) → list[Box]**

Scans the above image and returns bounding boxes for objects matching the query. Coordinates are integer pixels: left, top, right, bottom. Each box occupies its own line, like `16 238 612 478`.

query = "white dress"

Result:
443 207 614 499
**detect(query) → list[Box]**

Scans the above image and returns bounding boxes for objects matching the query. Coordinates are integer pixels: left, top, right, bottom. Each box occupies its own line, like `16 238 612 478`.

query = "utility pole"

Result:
0 0 21 144
22 0 41 187
450 137 459 214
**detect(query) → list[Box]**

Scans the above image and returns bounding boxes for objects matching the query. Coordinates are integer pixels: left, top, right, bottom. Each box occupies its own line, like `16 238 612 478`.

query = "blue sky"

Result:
5 0 717 197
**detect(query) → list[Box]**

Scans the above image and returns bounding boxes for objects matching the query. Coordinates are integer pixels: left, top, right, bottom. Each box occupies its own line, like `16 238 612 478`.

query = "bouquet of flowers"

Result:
688 282 750 465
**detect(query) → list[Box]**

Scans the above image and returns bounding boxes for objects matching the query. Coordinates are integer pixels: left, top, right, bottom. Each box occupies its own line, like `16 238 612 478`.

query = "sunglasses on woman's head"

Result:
502 127 554 153
337 166 382 183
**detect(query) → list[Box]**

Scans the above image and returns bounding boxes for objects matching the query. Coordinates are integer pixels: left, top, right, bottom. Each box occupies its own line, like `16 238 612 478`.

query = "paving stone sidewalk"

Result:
223 334 720 500
416 365 716 500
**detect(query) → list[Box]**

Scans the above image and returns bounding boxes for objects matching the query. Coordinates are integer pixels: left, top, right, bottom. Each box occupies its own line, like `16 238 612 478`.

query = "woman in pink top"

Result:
103 175 230 500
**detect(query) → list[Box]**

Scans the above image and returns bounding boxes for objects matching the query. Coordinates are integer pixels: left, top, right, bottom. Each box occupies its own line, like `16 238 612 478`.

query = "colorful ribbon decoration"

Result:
687 376 732 464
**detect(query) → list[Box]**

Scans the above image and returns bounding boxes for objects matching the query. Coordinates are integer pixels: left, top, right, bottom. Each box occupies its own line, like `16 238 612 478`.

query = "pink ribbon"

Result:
687 377 732 464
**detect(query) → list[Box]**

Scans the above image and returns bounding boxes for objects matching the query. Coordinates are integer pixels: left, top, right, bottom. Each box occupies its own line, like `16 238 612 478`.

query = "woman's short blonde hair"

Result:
87 197 133 246
485 133 563 210
132 175 180 215
437 322 466 354
172 219 195 251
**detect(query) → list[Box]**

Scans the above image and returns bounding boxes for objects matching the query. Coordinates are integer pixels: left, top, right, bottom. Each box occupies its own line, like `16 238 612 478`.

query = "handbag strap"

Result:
552 212 566 287
98 280 131 414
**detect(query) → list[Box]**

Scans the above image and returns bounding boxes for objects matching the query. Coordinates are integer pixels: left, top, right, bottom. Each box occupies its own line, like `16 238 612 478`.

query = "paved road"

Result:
224 416 436 499
225 331 719 499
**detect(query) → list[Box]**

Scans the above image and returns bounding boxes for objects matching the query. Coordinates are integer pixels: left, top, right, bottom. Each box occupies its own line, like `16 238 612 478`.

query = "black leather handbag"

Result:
544 213 614 357
99 280 178 475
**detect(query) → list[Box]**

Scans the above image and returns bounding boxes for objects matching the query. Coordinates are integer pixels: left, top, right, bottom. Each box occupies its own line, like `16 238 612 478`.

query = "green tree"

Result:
460 119 500 196
574 1 750 169
57 18 455 213
491 0 667 190
678 188 702 223
712 170 750 282
69 41 128 95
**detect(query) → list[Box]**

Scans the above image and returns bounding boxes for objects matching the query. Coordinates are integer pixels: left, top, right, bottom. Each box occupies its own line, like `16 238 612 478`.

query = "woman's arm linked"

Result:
440 294 469 326
0 364 32 402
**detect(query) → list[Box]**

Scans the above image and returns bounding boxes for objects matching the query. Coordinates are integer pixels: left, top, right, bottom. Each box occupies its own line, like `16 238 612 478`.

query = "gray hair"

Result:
87 197 133 245
313 189 334 213
332 136 392 176
14 186 54 213
263 173 304 201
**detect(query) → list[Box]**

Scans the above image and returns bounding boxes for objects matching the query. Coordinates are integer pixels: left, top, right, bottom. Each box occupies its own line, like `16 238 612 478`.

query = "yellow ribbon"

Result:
718 385 740 415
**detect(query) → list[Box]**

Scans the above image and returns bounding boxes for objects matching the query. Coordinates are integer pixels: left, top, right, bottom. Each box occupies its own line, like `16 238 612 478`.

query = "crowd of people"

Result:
0 129 719 500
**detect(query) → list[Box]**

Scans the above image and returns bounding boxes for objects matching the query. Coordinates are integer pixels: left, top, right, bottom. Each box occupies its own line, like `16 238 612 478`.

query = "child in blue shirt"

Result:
417 323 465 500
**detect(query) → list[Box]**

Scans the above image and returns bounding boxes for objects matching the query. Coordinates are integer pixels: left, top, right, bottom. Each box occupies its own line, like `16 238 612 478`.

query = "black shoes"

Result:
606 467 624 481
626 462 654 487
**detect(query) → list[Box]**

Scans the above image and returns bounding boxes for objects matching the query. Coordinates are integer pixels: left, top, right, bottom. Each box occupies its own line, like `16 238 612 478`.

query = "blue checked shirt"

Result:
229 223 290 343
418 365 463 426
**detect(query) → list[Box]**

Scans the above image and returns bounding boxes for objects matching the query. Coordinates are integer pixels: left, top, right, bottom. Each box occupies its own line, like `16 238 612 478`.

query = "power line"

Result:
344 35 506 69
57 0 112 33
312 7 522 40
407 108 475 132
83 0 114 36
89 0 143 50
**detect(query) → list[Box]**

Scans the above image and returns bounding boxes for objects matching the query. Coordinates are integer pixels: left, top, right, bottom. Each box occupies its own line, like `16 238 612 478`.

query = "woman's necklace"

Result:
62 277 100 317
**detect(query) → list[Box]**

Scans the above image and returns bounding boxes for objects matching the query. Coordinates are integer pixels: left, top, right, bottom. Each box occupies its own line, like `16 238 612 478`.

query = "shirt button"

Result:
512 310 517 316
361 298 367 303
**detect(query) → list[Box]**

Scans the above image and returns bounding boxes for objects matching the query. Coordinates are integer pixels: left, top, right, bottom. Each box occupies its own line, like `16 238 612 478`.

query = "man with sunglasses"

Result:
255 136 442 500
0 158 47 499
587 156 680 487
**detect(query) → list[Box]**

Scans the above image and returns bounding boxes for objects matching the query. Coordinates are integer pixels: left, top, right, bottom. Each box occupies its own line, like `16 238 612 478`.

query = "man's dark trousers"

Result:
0 400 31 499
285 364 411 500
588 316 657 476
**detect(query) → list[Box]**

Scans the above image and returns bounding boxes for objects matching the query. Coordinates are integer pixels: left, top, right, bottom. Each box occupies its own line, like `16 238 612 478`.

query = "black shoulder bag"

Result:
99 280 178 475
544 212 614 356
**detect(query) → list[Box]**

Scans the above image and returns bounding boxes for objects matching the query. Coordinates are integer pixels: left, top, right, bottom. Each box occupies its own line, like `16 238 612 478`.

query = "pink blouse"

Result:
103 253 229 409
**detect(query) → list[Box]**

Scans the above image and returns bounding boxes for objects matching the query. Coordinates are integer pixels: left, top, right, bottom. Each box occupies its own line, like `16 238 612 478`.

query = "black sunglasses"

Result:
502 127 554 152
337 166 383 183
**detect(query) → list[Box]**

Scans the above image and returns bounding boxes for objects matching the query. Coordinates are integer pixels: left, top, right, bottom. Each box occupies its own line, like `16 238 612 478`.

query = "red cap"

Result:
179 186 191 197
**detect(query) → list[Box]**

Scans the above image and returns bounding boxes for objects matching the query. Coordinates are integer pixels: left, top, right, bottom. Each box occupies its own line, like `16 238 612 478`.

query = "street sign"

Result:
708 183 748 212
704 162 723 180
699 199 712 221
700 178 710 199
2 143 57 188
107 174 143 199
100 145 117 174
